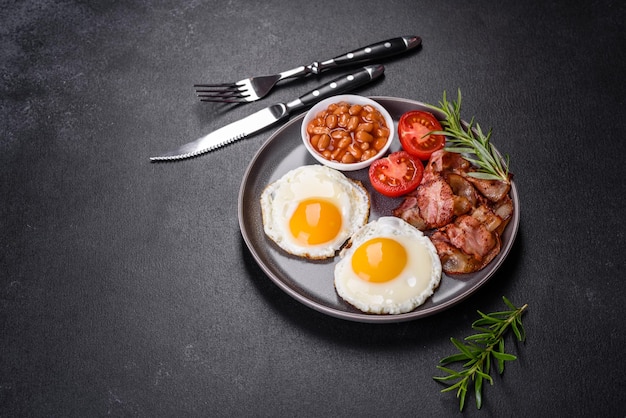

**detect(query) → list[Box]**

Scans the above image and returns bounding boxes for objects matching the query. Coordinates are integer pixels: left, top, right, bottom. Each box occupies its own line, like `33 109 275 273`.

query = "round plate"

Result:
238 96 520 323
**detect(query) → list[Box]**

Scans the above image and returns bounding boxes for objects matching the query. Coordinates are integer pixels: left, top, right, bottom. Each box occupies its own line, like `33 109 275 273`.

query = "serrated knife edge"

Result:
149 105 286 162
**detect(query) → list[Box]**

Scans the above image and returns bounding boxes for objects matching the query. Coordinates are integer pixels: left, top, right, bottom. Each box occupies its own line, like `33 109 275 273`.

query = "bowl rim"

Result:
300 94 395 171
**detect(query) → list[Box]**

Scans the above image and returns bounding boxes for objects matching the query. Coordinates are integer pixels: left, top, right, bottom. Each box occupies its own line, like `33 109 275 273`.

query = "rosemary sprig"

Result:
433 297 528 411
428 89 511 183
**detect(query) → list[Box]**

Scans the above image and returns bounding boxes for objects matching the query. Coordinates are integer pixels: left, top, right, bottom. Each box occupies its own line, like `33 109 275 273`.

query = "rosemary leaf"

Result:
476 369 494 384
440 380 465 392
502 296 517 310
434 371 462 382
496 338 506 373
439 353 473 364
511 319 523 341
515 318 527 341
475 374 483 408
465 332 493 342
442 145 476 155
458 382 468 411
451 337 477 359
491 351 517 362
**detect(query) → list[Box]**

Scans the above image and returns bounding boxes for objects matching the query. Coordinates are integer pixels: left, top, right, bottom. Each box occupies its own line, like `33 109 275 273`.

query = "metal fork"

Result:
194 36 421 103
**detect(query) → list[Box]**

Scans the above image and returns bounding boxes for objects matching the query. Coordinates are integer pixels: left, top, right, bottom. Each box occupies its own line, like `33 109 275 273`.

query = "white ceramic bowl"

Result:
301 94 394 171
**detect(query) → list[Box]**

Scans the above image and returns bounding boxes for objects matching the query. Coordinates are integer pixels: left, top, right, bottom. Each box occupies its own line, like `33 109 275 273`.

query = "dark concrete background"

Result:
2 0 625 416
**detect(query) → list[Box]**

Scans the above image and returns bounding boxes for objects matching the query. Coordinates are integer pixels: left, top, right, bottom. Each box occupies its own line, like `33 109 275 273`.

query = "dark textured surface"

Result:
1 1 625 416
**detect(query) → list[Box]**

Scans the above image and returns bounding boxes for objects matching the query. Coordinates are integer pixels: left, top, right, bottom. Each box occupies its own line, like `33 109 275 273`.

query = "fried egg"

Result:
334 216 442 314
260 165 370 259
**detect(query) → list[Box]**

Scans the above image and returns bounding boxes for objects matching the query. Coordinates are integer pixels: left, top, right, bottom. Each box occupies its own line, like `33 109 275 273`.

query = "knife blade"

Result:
150 64 385 162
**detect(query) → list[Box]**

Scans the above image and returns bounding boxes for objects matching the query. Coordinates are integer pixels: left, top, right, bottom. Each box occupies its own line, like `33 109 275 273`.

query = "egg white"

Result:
334 216 442 314
260 165 370 259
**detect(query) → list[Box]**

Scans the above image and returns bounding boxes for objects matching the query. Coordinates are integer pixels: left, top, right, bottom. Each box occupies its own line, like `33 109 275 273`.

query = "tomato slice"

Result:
398 110 445 160
368 151 424 198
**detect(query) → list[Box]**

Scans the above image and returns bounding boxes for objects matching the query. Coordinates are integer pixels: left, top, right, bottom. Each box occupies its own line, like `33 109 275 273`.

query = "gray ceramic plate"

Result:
238 96 519 323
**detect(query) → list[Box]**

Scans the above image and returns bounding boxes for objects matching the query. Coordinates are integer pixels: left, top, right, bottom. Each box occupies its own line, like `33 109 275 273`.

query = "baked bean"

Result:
306 100 389 164
317 134 330 150
348 143 362 160
338 113 350 128
311 126 330 135
325 114 338 129
373 136 387 151
331 147 344 161
349 104 363 115
341 153 356 164
376 127 390 137
310 134 320 149
355 130 373 143
357 122 374 132
346 116 359 131
333 104 349 115
362 149 377 160
337 136 351 150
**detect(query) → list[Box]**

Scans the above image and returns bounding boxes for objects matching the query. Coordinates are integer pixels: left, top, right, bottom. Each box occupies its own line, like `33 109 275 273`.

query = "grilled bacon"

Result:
392 177 455 230
466 177 511 202
393 150 513 275
430 221 501 274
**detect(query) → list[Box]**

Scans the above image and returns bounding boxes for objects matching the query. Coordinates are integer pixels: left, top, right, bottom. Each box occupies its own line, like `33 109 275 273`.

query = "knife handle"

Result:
319 36 421 71
286 65 385 113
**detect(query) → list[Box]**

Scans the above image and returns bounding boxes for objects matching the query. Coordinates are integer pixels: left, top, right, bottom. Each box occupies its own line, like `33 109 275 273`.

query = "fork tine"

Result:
195 88 240 93
193 82 238 89
196 91 249 102
194 84 241 95
195 88 241 95
193 81 239 87
194 84 250 102
198 96 249 103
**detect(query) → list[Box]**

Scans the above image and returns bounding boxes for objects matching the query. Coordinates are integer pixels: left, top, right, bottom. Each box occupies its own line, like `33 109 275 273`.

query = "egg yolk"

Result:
351 237 407 283
289 198 342 245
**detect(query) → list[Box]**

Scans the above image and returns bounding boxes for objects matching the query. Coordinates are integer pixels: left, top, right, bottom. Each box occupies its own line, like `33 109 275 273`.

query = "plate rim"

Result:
238 96 520 323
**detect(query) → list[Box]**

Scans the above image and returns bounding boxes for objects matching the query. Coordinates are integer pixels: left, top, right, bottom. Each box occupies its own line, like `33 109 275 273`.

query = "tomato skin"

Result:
398 110 445 160
368 151 424 198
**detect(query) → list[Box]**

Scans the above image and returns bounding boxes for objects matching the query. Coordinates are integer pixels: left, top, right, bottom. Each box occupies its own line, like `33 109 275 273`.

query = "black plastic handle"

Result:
321 36 421 70
287 65 385 113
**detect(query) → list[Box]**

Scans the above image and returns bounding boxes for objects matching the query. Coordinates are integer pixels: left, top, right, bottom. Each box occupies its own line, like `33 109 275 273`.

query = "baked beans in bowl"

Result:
301 95 394 171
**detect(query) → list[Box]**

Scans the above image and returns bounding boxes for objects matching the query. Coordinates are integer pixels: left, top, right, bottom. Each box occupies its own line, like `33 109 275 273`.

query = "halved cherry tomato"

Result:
398 110 445 160
368 151 424 198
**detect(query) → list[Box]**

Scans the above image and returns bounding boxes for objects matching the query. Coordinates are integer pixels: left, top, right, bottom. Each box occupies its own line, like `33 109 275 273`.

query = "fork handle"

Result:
286 65 385 113
315 36 421 73
277 36 420 82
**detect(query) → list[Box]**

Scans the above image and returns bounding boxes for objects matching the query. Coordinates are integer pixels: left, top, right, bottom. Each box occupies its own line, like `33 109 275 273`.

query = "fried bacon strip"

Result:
392 177 454 230
393 150 513 275
466 177 511 203
430 216 501 274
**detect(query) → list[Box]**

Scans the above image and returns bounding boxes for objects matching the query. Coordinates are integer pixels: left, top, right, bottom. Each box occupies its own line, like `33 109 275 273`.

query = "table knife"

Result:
150 64 385 162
